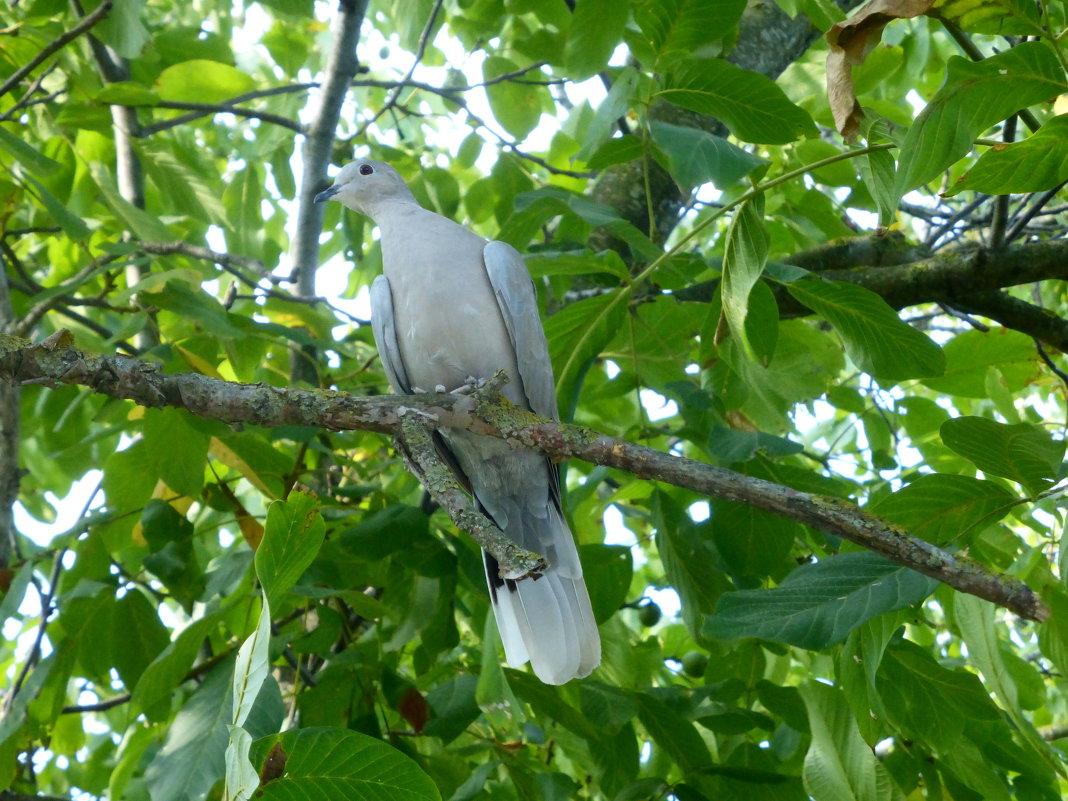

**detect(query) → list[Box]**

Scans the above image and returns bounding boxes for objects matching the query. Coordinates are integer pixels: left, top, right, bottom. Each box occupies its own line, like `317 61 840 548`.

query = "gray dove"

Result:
316 159 600 684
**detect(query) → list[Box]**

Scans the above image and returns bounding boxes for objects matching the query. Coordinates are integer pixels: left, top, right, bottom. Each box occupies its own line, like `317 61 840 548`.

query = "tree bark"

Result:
0 333 1048 622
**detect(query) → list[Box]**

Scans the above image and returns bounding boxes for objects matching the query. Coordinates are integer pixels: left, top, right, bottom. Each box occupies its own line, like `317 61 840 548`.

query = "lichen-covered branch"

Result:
394 408 546 580
0 333 1048 621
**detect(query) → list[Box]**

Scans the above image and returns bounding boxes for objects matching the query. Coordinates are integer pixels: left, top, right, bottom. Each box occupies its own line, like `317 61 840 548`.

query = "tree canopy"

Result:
2 0 1068 799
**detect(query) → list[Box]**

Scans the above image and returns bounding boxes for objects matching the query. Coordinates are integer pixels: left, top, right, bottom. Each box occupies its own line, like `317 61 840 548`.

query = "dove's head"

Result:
314 159 416 218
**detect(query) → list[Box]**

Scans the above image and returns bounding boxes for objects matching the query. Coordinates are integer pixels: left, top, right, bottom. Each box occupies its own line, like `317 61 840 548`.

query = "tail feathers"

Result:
486 554 601 685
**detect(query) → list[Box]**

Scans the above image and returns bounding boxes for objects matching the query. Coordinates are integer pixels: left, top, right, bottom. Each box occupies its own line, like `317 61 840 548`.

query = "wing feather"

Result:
482 241 558 421
369 275 412 394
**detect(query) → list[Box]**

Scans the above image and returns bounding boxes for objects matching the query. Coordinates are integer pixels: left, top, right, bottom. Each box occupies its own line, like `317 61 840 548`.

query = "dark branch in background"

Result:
674 238 1068 353
0 334 1049 622
948 291 1068 352
1006 182 1068 243
142 101 305 135
289 0 368 385
0 1 113 100
136 83 318 135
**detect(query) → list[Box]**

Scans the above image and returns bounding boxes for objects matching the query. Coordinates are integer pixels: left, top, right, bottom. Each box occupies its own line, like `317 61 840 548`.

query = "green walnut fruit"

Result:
638 602 662 627
681 650 708 678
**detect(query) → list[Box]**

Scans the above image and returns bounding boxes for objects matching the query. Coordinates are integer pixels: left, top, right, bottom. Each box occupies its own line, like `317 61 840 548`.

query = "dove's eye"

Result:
359 164 374 176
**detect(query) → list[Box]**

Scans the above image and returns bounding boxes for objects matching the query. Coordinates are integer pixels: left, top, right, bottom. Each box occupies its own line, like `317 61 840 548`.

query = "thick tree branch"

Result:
0 333 1048 622
676 239 1068 351
948 291 1068 352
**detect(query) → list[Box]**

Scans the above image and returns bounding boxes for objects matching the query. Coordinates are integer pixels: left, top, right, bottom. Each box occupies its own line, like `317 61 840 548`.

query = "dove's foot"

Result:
451 376 488 395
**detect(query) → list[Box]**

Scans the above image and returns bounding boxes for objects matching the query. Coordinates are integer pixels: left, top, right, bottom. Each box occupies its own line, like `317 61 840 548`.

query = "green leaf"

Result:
579 544 633 624
95 81 161 106
743 278 779 367
708 499 798 577
718 321 842 432
580 681 638 732
565 0 629 80
868 474 1016 545
939 416 1064 496
476 614 525 729
256 490 326 609
575 68 639 163
110 590 170 689
921 327 1038 398
895 42 1068 193
526 250 629 280
786 278 945 380
947 114 1068 196
635 0 747 65
232 598 272 728
653 491 731 639
634 692 712 775
585 134 644 170
143 408 210 498
547 290 629 419
153 59 255 104
483 56 547 140
857 146 897 226
660 59 816 144
94 0 151 58
262 20 310 75
721 195 769 360
132 613 222 721
704 552 938 649
935 0 1043 35
649 121 767 190
144 663 282 801
424 674 481 743
953 595 1021 712
23 174 91 240
800 681 906 801
879 638 1000 735
0 125 61 175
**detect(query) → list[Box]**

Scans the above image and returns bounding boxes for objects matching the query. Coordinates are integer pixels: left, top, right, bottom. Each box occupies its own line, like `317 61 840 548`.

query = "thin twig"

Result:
353 0 445 139
3 482 100 714
1035 338 1068 433
926 195 989 248
141 101 305 136
0 1 114 99
1005 182 1068 243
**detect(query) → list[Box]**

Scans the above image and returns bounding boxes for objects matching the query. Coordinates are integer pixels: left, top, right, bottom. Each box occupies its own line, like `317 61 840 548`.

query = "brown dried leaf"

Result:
259 742 288 785
398 687 430 734
826 0 935 140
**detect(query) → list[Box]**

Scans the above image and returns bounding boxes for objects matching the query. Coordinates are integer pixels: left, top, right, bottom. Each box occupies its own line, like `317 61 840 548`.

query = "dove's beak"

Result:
314 185 340 203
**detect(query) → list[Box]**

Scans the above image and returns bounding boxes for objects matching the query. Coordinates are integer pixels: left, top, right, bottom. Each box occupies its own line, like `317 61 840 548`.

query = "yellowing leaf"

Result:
210 437 279 498
176 345 224 379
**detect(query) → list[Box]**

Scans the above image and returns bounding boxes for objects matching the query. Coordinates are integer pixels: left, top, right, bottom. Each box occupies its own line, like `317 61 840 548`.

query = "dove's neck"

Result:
371 198 435 240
